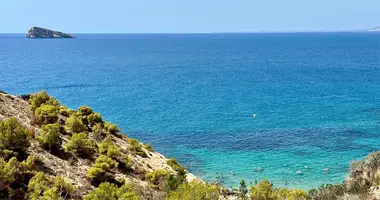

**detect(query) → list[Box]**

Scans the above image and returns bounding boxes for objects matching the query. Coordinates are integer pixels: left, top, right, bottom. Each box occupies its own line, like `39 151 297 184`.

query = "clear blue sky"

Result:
1 0 379 33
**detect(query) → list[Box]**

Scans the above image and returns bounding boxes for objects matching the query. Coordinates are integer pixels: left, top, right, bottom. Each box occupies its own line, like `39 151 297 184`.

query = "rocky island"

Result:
26 26 75 38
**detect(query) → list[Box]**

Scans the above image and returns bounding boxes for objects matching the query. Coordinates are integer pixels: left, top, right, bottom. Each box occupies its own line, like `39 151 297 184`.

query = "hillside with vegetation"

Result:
0 90 379 200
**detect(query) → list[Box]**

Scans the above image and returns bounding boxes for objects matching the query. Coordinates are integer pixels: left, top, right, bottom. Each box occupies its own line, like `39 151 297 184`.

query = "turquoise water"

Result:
1 33 380 189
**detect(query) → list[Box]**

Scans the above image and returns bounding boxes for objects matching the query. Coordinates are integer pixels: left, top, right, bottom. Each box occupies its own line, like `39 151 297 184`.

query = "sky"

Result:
1 0 379 33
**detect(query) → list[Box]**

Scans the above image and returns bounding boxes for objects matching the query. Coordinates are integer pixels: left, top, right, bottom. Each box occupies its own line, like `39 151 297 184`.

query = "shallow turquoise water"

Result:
1 33 380 189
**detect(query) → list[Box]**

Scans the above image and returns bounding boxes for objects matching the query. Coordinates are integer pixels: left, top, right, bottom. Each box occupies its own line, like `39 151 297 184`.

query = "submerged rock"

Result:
26 26 75 38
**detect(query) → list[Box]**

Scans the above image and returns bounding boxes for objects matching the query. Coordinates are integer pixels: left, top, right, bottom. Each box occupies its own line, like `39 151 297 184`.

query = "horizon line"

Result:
0 30 375 34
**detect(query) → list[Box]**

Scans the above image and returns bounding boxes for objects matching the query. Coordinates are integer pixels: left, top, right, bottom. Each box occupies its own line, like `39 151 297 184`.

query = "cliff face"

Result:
26 26 75 38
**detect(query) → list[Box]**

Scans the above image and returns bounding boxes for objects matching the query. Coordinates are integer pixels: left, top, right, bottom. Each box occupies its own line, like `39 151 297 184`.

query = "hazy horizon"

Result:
1 0 380 33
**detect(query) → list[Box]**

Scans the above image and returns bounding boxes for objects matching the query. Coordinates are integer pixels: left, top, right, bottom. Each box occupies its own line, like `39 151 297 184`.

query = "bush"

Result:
88 112 103 127
59 106 75 117
36 123 61 149
94 155 119 170
144 143 154 152
65 115 87 134
34 104 59 124
165 167 186 192
27 172 51 200
64 133 96 158
87 155 118 184
92 123 104 141
118 156 134 172
239 180 248 199
167 158 184 172
0 157 18 190
29 90 60 112
277 188 307 200
27 172 74 200
53 176 75 198
84 182 139 200
0 117 30 156
128 138 147 158
77 106 93 116
0 155 41 199
99 136 122 159
250 180 277 200
145 169 170 190
167 182 220 200
310 184 345 200
104 122 120 135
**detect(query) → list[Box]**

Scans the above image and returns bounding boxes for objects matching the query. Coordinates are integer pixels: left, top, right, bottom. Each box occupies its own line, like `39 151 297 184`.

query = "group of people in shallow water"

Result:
228 165 330 178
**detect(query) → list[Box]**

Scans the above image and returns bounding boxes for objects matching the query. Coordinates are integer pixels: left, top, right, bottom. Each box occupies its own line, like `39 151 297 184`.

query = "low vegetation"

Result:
127 138 148 158
64 115 86 134
64 132 97 158
1 90 379 200
84 182 139 200
0 117 31 159
36 123 61 150
167 182 220 200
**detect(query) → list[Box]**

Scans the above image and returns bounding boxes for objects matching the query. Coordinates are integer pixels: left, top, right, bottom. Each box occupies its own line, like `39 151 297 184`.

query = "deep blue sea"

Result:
1 33 380 189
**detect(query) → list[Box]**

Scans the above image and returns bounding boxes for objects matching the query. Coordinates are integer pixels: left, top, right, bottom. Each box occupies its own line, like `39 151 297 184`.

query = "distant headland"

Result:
368 26 380 32
26 26 75 38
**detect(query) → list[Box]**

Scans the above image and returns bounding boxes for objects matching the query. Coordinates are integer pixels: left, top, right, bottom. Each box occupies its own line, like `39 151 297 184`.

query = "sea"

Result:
1 32 380 189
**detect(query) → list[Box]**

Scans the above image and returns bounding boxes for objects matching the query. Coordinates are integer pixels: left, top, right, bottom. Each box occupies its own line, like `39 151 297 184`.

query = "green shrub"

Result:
64 115 86 134
165 167 186 192
239 180 248 199
88 112 103 127
94 155 118 170
250 180 277 200
36 123 61 149
277 188 307 200
248 180 307 200
87 155 118 184
99 136 121 159
76 106 94 127
144 143 154 152
167 182 220 200
53 176 75 198
145 169 170 190
84 182 139 200
127 138 147 158
27 172 74 200
34 104 59 124
29 90 60 112
0 117 30 155
118 156 134 172
59 106 75 117
166 158 184 172
64 132 96 158
0 157 18 190
87 167 107 184
92 123 104 141
77 106 93 116
20 154 41 172
104 122 120 135
27 172 51 200
0 155 41 199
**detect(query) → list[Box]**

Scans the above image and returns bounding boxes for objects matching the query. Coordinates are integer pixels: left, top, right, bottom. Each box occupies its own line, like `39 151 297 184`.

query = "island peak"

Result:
26 26 75 38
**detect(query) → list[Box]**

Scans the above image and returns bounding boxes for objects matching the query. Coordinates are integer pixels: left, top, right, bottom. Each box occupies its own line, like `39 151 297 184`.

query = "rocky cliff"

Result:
26 26 75 38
